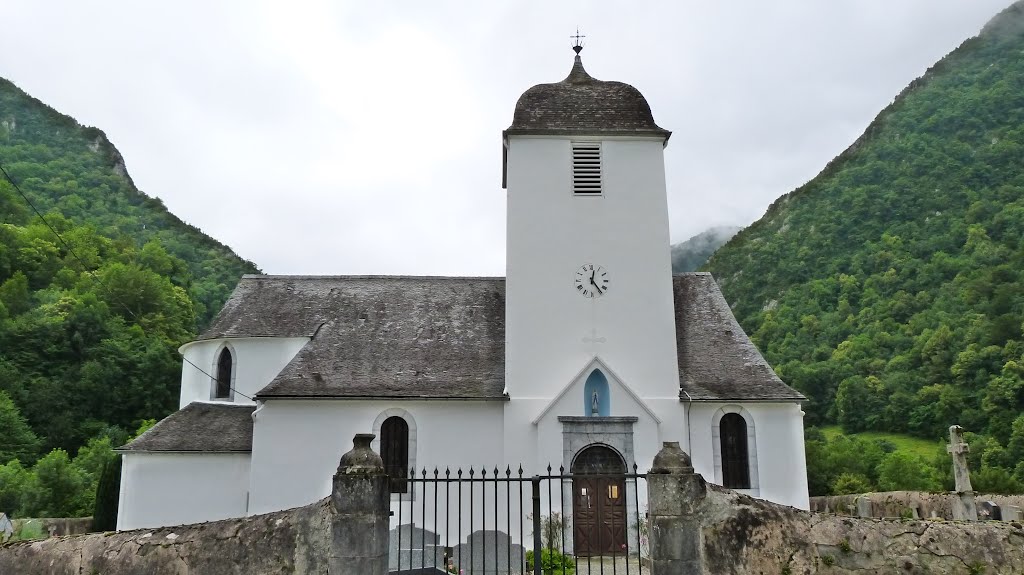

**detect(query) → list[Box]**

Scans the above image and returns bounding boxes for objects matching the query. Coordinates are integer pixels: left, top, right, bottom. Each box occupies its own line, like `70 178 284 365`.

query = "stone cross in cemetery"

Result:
946 425 978 521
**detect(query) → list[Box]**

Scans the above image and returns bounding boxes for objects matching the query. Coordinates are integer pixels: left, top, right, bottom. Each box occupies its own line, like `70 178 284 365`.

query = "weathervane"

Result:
571 28 586 54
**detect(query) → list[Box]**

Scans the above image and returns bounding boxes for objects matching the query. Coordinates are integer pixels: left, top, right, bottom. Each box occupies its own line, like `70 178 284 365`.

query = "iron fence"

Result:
390 465 648 575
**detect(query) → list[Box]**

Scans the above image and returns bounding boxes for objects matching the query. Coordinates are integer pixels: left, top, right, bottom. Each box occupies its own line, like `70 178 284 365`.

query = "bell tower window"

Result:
213 347 234 400
571 141 602 195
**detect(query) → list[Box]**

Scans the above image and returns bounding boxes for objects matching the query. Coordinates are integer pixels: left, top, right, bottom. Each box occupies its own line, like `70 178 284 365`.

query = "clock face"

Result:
574 264 609 298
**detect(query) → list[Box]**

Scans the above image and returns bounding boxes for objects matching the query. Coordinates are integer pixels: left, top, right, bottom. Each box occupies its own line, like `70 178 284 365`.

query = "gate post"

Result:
647 441 706 575
331 433 391 575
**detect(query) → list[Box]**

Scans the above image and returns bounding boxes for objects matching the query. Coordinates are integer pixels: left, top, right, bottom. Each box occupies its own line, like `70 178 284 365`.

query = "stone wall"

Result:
6 437 1024 575
811 491 1024 520
701 484 1024 574
0 499 331 575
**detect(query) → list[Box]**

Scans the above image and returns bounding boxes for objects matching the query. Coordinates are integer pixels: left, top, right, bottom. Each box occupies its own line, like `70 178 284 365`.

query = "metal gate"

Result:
389 465 648 575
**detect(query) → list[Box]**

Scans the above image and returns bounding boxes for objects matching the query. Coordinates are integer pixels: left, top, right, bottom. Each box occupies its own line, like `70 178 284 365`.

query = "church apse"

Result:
582 369 610 416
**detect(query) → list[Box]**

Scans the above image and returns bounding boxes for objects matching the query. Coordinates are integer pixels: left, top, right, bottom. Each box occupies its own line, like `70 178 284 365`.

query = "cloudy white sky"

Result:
0 1 1015 275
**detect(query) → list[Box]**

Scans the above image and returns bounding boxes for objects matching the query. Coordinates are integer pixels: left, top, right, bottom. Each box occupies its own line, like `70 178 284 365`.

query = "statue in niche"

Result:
591 390 600 416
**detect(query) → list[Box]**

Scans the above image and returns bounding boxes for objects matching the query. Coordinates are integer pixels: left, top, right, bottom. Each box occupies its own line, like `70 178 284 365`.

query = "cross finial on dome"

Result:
571 28 585 55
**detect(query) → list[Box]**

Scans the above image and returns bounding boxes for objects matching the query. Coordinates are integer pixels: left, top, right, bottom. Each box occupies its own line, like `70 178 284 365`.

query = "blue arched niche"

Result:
583 369 610 417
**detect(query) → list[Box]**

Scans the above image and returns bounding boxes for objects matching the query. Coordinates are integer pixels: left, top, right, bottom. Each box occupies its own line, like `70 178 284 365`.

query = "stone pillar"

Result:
946 425 978 521
331 433 391 575
647 441 706 575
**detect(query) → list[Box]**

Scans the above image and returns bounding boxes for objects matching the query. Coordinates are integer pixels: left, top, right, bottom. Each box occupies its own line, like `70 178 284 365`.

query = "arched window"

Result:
380 416 409 494
720 413 750 489
214 347 233 400
583 369 610 417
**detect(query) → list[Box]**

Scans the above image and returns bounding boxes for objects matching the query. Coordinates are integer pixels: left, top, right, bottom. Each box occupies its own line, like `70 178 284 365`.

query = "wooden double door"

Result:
572 445 627 556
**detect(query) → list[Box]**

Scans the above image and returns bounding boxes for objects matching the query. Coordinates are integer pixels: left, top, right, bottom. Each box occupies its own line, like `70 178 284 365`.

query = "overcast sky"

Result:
0 1 1015 275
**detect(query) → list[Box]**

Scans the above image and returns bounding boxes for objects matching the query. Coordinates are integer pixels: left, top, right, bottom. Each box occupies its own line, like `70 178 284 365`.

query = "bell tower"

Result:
502 49 680 404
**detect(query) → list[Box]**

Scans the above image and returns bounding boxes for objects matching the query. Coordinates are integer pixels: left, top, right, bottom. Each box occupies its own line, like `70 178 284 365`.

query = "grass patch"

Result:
11 519 46 541
820 426 942 459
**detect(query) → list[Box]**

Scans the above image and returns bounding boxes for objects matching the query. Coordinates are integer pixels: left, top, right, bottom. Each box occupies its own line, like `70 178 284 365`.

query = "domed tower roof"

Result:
504 55 671 140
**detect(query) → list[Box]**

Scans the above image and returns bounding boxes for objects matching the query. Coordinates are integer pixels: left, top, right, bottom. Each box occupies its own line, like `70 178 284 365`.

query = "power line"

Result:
0 161 254 401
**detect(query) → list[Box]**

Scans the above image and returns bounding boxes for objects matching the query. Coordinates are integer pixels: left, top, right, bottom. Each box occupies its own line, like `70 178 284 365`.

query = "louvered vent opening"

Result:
572 142 602 195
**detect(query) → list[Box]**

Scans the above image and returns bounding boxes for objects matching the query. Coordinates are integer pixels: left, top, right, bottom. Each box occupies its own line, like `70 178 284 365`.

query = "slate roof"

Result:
117 402 256 453
202 276 507 400
132 275 799 452
193 273 799 403
673 273 805 402
504 55 671 139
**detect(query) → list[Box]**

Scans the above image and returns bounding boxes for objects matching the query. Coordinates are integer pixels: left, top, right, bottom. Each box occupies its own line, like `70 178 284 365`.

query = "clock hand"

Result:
590 276 604 293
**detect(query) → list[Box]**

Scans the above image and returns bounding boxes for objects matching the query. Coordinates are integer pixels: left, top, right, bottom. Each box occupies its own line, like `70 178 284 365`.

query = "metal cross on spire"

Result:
571 28 586 54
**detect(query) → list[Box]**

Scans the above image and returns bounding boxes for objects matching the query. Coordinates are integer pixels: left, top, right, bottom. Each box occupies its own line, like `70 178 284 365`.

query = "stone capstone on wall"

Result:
0 499 331 575
701 484 1024 574
811 491 1024 521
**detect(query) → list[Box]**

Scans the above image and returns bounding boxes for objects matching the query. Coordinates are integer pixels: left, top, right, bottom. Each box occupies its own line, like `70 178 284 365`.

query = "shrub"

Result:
525 548 575 575
831 473 873 495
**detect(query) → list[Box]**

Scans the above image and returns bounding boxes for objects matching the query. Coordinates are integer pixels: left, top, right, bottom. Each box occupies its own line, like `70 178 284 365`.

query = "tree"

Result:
91 454 121 531
831 473 874 495
0 460 29 516
72 436 114 484
20 449 90 517
972 465 1023 494
0 390 39 464
0 271 30 315
876 452 941 492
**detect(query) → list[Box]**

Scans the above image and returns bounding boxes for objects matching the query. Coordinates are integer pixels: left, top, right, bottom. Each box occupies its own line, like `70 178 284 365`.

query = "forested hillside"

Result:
707 2 1024 492
670 226 741 273
0 77 258 519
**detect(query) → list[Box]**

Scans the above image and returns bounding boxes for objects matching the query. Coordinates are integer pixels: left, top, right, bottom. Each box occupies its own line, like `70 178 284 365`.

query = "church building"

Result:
116 49 810 538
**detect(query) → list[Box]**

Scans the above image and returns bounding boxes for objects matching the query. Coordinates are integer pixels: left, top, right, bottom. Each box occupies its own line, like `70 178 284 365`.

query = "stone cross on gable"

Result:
947 425 978 521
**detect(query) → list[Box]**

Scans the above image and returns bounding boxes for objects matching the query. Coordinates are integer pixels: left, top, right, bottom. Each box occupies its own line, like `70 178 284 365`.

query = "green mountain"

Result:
0 76 258 467
0 78 259 324
670 226 742 273
706 0 1024 479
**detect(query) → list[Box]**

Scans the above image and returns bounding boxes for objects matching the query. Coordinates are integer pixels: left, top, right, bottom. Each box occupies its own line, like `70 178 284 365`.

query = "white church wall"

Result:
177 337 308 407
688 402 809 510
247 399 506 516
504 136 681 405
116 452 250 530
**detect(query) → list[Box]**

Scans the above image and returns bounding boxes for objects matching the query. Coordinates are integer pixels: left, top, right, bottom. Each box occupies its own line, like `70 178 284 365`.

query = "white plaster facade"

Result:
247 400 507 516
688 402 810 507
116 53 810 536
504 137 680 404
178 337 309 407
117 453 250 530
